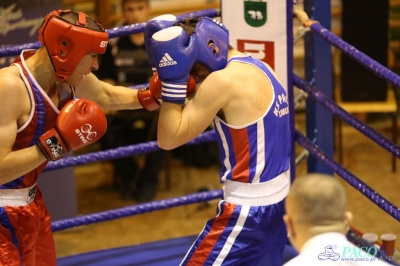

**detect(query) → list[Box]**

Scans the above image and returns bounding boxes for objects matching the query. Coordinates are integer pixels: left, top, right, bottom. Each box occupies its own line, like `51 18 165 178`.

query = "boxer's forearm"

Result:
99 84 142 110
157 102 184 150
76 74 143 110
0 146 47 185
157 100 212 150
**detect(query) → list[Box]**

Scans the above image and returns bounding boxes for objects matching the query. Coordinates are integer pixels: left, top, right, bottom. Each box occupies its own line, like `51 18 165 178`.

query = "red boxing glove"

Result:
186 75 196 98
138 72 197 111
37 98 107 161
137 73 162 112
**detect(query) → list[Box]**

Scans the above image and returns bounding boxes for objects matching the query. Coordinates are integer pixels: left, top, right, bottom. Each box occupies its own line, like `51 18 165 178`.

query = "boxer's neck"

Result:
26 48 58 95
227 49 244 61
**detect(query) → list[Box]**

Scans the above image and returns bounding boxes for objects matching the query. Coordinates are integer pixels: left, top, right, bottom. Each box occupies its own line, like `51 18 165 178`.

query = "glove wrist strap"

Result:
36 128 69 161
138 87 161 111
161 81 187 105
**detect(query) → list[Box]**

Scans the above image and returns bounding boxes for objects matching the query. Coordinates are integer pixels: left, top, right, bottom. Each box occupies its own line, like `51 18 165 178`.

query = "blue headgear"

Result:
191 17 229 72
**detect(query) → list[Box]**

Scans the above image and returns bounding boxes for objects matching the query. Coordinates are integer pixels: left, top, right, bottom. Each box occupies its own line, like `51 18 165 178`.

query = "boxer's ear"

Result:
283 214 296 241
344 211 353 231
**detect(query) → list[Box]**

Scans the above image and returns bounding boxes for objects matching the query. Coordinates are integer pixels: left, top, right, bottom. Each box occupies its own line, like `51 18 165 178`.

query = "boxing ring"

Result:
1 5 400 266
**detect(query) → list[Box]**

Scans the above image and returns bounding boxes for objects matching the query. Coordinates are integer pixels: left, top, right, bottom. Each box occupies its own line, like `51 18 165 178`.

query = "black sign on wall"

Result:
341 0 389 102
0 0 62 67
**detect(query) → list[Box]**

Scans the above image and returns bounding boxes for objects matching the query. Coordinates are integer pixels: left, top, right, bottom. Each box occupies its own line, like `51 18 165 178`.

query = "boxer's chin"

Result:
65 75 83 87
65 80 79 87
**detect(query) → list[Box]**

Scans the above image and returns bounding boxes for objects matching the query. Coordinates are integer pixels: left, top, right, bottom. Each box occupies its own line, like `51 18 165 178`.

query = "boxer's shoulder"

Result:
0 66 33 122
202 68 233 87
194 71 233 103
0 65 22 84
0 66 27 98
203 67 234 86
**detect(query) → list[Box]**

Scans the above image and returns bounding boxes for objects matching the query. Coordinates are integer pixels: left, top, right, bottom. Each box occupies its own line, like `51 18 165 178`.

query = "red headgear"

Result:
38 10 109 82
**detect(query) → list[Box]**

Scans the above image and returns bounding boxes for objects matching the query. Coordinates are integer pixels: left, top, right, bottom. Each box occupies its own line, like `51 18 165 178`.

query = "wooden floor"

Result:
53 110 400 262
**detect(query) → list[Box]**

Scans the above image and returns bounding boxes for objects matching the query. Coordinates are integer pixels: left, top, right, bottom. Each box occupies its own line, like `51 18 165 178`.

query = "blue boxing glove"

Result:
144 14 177 73
150 26 196 105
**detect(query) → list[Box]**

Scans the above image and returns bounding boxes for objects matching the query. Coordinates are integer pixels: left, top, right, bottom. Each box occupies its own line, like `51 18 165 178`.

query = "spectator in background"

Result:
95 0 166 202
283 173 391 265
96 0 152 85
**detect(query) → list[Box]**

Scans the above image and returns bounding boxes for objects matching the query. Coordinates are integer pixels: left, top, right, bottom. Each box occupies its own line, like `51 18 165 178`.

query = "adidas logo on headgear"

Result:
159 53 177 67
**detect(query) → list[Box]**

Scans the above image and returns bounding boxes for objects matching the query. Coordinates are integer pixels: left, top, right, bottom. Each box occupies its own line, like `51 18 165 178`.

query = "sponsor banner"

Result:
0 0 62 67
221 0 289 90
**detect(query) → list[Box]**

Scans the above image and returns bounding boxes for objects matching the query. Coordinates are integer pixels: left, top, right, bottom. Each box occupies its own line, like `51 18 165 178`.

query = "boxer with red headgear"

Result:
146 16 291 265
38 9 109 82
0 9 165 265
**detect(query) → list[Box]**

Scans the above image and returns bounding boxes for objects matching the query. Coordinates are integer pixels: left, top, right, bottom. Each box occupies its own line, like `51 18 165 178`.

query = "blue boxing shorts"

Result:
180 179 289 266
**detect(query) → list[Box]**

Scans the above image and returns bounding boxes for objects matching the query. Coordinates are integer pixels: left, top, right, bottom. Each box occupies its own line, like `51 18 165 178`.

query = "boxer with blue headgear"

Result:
148 16 229 104
179 17 229 73
151 14 291 266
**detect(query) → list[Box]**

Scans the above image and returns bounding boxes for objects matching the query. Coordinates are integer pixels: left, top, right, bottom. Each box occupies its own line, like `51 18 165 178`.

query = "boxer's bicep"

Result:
186 72 230 121
157 73 228 149
0 79 19 160
0 77 49 184
0 120 18 160
182 73 230 133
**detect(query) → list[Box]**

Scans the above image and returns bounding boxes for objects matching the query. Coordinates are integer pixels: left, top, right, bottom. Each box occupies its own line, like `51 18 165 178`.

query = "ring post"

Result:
303 0 334 175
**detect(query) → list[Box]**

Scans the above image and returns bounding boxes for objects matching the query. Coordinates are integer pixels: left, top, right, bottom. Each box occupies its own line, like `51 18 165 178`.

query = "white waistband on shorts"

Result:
0 183 37 207
223 170 290 206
